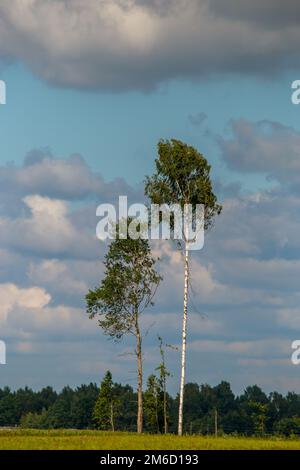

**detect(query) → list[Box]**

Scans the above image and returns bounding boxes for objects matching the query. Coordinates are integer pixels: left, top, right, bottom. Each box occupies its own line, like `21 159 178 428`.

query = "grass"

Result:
0 429 299 450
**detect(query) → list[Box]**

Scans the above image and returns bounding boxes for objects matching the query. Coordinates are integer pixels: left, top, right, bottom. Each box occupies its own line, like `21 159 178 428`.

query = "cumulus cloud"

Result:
28 259 89 297
218 119 300 187
0 283 50 323
27 258 104 306
0 1 300 91
277 308 300 330
0 282 99 342
189 338 290 357
0 150 132 202
208 0 300 27
0 194 100 259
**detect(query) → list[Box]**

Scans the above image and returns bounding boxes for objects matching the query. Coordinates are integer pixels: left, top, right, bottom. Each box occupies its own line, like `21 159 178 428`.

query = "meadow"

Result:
0 429 299 450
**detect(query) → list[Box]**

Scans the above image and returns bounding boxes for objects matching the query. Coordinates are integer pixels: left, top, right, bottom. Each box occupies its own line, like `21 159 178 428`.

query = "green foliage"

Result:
0 391 18 426
46 386 75 429
276 417 300 436
93 371 118 431
20 409 48 429
1 380 300 436
145 139 222 230
70 384 99 429
247 402 268 435
144 374 162 433
113 383 137 432
155 336 174 434
86 223 162 340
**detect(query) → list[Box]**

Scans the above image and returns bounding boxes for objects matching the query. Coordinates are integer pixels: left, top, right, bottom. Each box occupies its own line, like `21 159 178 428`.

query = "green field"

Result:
0 429 299 450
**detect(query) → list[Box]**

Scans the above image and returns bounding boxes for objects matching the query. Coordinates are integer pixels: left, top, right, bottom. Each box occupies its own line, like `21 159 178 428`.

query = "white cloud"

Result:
218 119 300 186
0 282 96 340
0 283 50 323
189 338 290 357
16 154 104 199
0 194 99 259
28 259 89 296
277 308 300 330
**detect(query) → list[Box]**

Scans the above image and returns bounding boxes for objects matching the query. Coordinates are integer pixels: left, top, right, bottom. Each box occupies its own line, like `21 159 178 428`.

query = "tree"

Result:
20 409 48 429
93 371 117 431
240 385 268 405
156 336 176 434
0 389 18 426
145 139 221 435
113 383 137 431
213 381 236 415
46 386 74 428
86 222 162 433
36 386 58 411
276 417 300 436
71 383 99 429
144 374 161 433
247 402 268 435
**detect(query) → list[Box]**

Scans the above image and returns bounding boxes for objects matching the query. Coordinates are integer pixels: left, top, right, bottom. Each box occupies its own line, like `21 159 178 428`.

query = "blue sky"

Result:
1 0 300 396
1 64 297 189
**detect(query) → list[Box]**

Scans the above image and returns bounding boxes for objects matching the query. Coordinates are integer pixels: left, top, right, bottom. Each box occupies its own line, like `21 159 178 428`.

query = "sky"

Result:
1 0 300 395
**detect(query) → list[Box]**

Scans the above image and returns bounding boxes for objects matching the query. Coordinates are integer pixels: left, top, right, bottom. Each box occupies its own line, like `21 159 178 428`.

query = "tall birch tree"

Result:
145 139 221 435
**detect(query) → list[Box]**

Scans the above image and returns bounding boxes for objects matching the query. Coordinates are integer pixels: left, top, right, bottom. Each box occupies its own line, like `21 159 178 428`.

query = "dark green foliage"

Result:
71 384 99 429
155 336 173 434
20 409 48 429
86 227 162 341
93 371 118 430
0 390 18 426
1 379 300 436
276 417 300 436
45 386 75 428
145 139 222 230
113 383 137 432
144 374 162 433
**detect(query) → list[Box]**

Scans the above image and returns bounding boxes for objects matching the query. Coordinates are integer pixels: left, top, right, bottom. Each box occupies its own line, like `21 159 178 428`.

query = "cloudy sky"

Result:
1 0 300 395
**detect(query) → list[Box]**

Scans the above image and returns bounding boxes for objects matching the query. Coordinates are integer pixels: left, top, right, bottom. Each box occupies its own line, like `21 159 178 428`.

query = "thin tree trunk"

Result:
110 402 115 432
214 408 218 438
155 389 159 434
163 381 168 434
178 239 189 436
136 324 143 433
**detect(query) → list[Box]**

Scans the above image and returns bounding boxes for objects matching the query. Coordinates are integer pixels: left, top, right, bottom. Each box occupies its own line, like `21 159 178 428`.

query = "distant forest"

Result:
1 374 300 436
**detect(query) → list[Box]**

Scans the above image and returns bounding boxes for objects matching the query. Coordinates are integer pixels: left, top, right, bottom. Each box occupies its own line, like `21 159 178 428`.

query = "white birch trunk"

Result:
178 236 189 436
136 326 143 434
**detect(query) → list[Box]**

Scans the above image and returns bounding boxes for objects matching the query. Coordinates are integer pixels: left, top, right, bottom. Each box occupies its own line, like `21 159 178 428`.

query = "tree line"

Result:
1 376 300 436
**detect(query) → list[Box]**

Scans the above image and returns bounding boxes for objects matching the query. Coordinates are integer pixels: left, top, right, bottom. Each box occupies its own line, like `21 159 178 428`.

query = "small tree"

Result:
156 336 176 434
20 409 48 429
93 371 117 431
144 374 161 433
145 139 221 435
248 402 268 436
86 223 162 433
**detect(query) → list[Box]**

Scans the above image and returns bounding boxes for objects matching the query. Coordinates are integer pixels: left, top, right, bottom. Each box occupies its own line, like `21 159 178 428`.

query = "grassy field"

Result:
0 429 299 450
